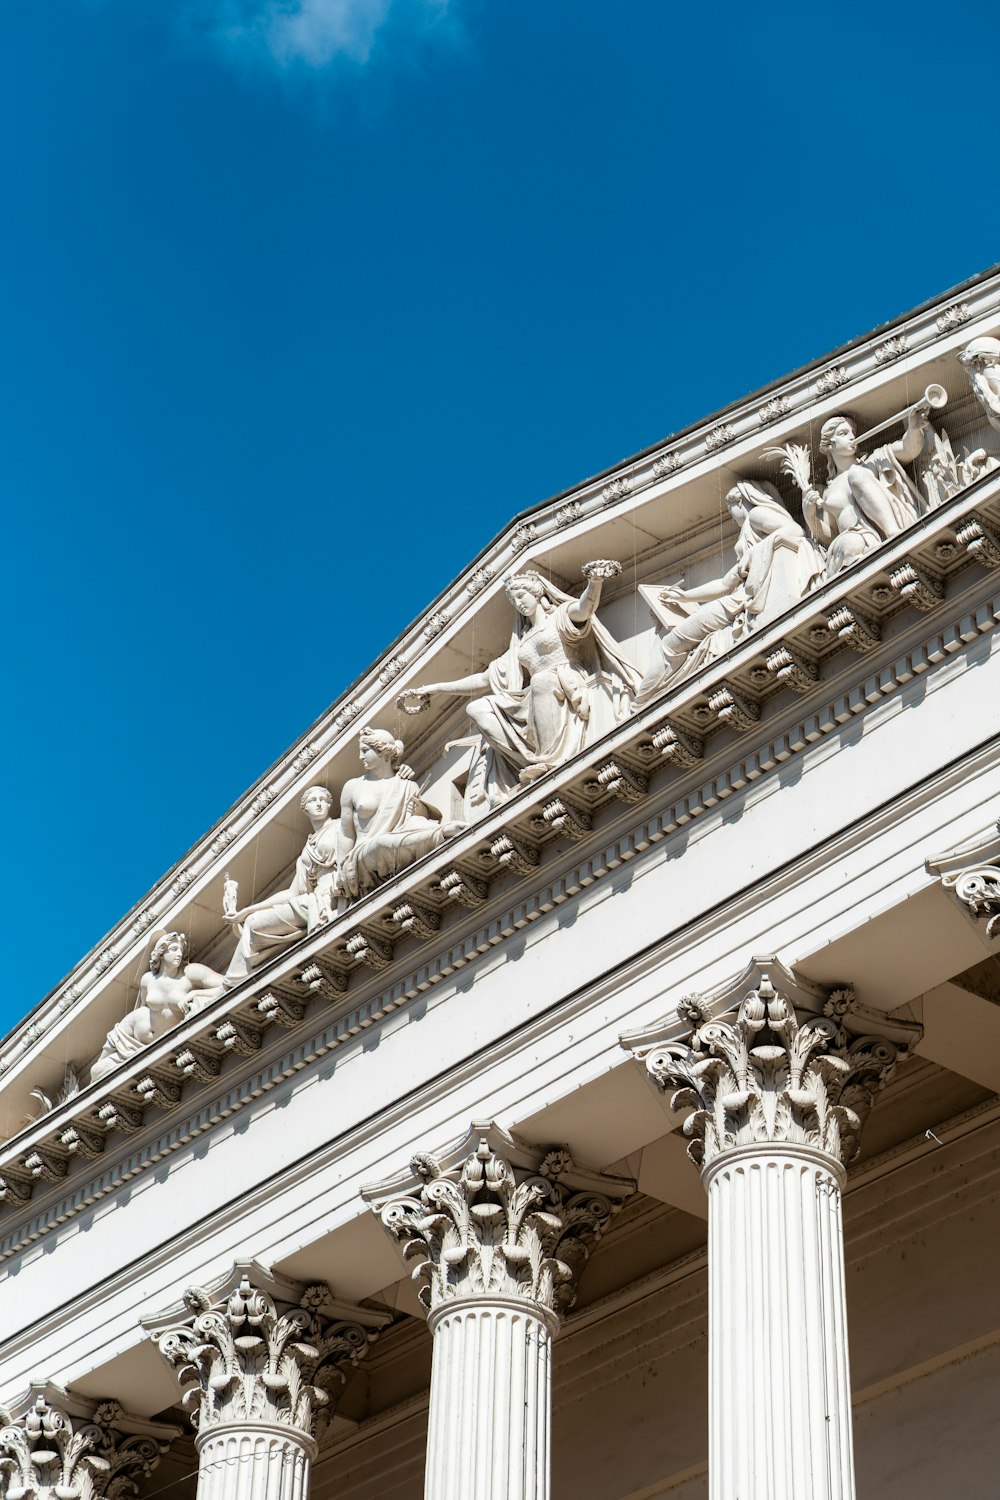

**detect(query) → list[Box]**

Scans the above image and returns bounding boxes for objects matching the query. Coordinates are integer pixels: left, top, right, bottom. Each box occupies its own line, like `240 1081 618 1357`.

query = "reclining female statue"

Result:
224 784 339 984
635 481 824 703
91 931 226 1080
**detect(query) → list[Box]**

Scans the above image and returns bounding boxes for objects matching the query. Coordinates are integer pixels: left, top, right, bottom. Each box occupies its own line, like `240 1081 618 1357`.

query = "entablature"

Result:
2 458 1000 1231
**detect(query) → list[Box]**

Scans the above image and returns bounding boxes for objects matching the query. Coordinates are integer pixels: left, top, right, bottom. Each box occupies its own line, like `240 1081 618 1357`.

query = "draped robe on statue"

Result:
465 594 641 819
225 825 338 984
637 486 824 701
338 776 450 900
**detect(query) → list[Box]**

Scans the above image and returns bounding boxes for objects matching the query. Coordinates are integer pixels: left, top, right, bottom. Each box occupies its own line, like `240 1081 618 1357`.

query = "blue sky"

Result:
3 0 999 1028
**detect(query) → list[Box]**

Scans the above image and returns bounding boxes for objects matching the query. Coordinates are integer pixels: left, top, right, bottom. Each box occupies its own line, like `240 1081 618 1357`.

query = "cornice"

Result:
1 480 999 1251
7 273 1000 1070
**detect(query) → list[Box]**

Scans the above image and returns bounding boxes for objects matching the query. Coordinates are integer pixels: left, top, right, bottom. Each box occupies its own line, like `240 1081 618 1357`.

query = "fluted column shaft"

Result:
705 1144 853 1500
424 1298 553 1500
630 961 919 1500
364 1124 632 1500
150 1268 385 1500
194 1423 315 1500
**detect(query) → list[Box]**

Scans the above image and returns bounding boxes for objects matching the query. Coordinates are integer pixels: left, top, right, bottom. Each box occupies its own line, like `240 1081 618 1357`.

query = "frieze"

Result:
6 280 1000 1085
0 642 995 1260
4 530 999 1246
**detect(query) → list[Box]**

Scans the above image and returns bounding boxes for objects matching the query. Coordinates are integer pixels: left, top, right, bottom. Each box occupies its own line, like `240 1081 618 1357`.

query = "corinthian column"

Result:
0 1384 180 1500
364 1123 633 1500
147 1264 388 1500
624 957 920 1500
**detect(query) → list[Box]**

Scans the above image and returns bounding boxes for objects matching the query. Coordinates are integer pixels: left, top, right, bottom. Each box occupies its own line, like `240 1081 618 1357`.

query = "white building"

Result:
2 273 1000 1500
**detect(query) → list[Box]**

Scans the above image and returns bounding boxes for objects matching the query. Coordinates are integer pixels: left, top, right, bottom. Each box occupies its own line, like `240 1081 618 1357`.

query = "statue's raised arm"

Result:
398 562 640 818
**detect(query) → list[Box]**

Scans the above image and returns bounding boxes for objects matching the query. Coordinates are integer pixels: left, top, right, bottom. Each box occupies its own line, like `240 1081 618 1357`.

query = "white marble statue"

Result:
224 786 339 985
958 336 1000 435
398 562 640 817
768 409 929 578
91 932 227 1081
635 481 824 705
334 728 465 901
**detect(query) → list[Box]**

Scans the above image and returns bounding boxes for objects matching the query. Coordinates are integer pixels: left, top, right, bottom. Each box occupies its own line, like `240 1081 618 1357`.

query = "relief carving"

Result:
0 1390 179 1500
153 1272 383 1439
959 336 1000 435
398 563 639 817
366 1125 631 1319
766 400 939 579
224 786 339 986
91 933 226 1083
636 482 823 702
333 728 464 901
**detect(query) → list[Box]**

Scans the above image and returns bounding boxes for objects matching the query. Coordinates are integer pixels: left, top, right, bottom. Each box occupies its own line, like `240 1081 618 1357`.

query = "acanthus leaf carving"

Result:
173 1045 222 1083
705 423 735 452
22 1147 67 1183
592 759 649 804
489 832 540 876
153 1273 383 1440
0 1169 34 1205
134 1075 182 1110
535 798 592 841
343 928 394 971
940 863 1000 938
96 1098 145 1136
369 1127 631 1320
644 722 704 768
256 991 306 1029
708 685 760 731
437 868 488 908
955 516 1000 568
874 335 907 364
765 645 819 693
757 395 791 425
640 969 906 1171
60 1122 106 1160
601 476 632 506
214 1020 262 1056
388 901 440 940
0 1390 178 1500
814 365 850 396
887 561 944 612
826 604 881 653
298 962 348 999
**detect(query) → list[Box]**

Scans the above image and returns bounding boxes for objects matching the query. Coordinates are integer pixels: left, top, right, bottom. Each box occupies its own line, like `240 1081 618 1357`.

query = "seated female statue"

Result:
91 931 226 1081
224 784 339 985
635 481 824 704
335 727 464 901
398 561 640 817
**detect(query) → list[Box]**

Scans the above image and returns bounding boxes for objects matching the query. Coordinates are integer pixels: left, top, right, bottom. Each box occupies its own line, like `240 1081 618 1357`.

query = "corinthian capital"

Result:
146 1263 388 1440
363 1122 633 1321
0 1386 180 1500
623 957 921 1173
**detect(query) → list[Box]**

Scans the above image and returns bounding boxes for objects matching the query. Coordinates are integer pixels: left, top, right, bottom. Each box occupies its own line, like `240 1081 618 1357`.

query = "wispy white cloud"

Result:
181 0 457 70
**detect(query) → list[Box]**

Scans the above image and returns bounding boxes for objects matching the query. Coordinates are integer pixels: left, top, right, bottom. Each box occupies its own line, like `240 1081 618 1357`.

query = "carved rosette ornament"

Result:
622 958 920 1500
365 1126 632 1500
0 1390 179 1500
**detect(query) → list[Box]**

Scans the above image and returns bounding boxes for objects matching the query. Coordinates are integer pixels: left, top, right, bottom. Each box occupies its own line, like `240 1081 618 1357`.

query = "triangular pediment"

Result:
4 269 1000 1157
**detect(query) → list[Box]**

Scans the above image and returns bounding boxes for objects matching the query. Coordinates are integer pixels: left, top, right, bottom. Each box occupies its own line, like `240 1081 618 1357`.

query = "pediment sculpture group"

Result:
88 340 1000 1083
